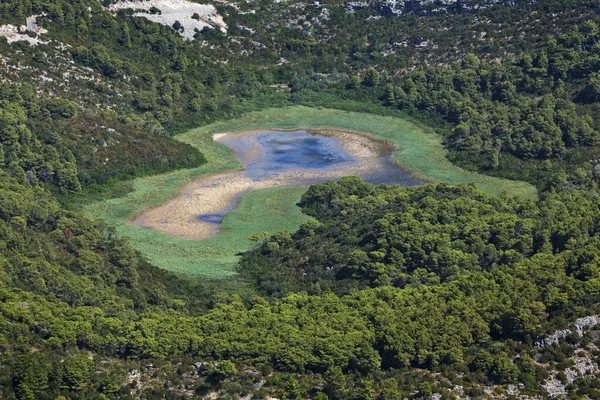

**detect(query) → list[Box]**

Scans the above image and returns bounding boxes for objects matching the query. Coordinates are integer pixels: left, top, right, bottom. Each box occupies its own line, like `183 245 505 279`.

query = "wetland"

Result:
84 107 536 276
133 129 421 239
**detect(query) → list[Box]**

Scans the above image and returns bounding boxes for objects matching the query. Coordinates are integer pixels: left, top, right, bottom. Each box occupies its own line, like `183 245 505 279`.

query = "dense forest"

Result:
2 0 600 398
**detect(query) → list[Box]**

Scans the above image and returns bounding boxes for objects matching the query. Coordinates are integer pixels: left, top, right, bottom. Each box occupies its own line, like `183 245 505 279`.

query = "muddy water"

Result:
133 130 421 239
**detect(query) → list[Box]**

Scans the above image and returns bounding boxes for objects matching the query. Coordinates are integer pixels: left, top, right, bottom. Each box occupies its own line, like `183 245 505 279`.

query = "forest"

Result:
2 0 600 398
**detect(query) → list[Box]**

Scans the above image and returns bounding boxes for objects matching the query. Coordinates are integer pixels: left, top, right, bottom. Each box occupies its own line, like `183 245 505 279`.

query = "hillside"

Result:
2 0 600 398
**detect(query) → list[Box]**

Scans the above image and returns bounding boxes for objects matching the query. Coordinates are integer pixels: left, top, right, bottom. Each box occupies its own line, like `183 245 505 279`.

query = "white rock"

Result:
108 0 227 39
574 315 600 336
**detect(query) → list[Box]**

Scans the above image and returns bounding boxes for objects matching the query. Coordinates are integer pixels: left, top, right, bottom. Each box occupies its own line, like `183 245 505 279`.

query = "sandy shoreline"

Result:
131 129 405 239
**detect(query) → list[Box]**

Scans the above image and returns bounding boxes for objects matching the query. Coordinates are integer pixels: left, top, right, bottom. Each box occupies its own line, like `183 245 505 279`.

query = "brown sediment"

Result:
131 129 406 240
220 127 397 156
305 128 397 157
306 128 430 180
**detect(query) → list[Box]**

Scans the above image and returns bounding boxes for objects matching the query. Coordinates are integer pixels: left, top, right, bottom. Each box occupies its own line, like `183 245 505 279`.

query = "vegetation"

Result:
179 106 538 197
2 0 600 398
84 107 536 275
242 178 600 297
91 184 311 276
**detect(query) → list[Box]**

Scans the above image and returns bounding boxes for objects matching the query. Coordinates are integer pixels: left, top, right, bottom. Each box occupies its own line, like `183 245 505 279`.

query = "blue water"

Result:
267 135 348 167
197 213 224 224
224 131 355 181
196 130 421 224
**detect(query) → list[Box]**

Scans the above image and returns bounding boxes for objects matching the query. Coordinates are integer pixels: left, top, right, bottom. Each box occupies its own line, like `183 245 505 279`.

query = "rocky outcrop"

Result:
0 15 47 45
573 315 600 336
535 315 600 349
535 329 572 349
536 316 600 397
107 0 227 39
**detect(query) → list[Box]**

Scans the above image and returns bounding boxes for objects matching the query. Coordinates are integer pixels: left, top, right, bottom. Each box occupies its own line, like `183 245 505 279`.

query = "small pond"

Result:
134 130 421 238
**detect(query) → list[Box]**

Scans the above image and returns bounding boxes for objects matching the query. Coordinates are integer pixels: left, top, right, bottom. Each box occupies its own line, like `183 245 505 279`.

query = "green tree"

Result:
362 69 380 87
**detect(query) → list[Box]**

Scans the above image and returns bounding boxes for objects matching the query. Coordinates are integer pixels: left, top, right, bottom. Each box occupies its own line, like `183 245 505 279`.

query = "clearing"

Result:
83 106 537 277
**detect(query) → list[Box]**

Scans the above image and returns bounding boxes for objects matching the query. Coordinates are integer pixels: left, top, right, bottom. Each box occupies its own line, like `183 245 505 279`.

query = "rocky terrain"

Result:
0 14 47 45
109 0 227 38
535 316 600 398
347 0 510 16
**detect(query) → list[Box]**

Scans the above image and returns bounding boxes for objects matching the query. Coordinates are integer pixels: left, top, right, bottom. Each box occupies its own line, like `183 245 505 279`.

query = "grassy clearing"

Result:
183 106 537 199
83 106 537 276
96 186 310 277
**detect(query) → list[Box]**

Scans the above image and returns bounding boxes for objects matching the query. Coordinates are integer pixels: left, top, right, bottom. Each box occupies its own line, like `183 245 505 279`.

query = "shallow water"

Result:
197 213 225 224
195 130 420 223
134 129 421 239
220 131 354 180
218 130 420 185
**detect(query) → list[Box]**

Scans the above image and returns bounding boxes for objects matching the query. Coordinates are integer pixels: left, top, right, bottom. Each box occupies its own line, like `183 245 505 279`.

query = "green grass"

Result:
83 106 537 277
96 186 311 277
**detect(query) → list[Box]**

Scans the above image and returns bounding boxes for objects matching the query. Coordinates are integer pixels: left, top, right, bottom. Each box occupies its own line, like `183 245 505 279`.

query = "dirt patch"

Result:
307 128 397 157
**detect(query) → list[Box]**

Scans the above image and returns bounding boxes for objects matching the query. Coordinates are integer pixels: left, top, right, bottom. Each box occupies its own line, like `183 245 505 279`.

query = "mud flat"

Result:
132 130 420 239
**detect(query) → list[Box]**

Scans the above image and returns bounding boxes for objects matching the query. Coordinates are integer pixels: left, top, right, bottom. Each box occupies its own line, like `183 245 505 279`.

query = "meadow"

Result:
83 106 537 276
